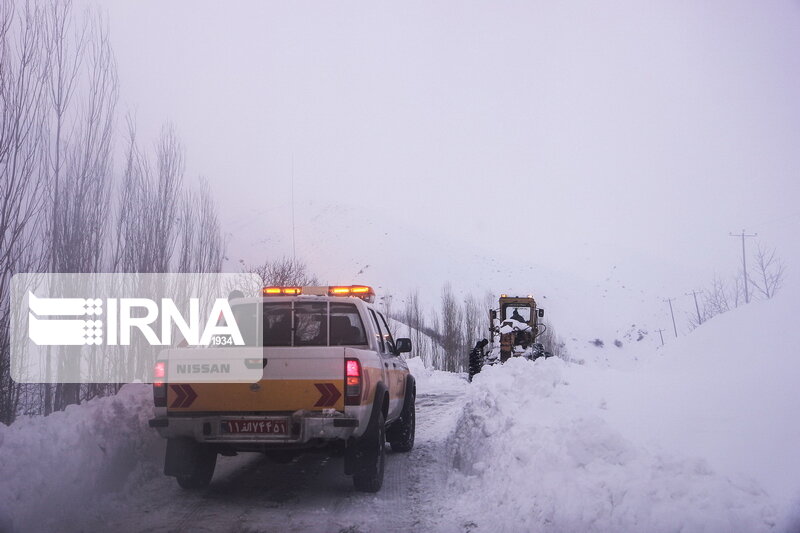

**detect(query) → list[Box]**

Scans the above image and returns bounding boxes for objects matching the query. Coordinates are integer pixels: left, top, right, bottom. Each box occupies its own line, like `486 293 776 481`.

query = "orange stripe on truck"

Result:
167 380 344 412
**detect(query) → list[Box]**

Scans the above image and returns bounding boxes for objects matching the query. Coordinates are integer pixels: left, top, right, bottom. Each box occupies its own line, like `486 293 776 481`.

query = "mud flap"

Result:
386 375 415 442
164 437 208 477
344 383 386 476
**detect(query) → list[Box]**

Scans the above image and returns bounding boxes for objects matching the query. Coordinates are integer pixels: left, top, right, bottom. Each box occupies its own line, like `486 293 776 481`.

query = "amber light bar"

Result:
328 285 375 303
261 285 376 303
263 286 301 295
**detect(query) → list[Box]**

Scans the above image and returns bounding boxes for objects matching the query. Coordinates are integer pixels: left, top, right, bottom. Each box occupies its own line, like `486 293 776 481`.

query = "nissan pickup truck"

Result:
148 285 415 493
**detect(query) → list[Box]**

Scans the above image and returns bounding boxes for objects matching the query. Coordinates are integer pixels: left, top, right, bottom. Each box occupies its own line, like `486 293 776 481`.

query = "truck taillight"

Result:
345 358 362 405
153 361 167 407
154 361 166 380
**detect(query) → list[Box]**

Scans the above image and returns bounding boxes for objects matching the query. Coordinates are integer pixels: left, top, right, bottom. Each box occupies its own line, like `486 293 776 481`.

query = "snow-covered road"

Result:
80 370 468 533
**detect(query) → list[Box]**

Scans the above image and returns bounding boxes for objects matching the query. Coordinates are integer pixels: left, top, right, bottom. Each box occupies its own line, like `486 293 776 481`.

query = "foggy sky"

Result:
88 1 800 322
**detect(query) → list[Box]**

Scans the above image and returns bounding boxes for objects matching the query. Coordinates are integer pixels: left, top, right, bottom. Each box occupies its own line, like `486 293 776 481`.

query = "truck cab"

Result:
149 285 416 493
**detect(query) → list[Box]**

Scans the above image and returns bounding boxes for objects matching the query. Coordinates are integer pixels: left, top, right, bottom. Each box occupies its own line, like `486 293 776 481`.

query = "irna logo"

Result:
27 293 243 347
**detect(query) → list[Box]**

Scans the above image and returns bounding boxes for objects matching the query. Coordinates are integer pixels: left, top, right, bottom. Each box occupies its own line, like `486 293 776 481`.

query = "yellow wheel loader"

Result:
468 294 550 381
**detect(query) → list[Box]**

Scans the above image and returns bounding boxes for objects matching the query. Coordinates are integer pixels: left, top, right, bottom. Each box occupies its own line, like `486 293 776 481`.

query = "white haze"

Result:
91 0 800 336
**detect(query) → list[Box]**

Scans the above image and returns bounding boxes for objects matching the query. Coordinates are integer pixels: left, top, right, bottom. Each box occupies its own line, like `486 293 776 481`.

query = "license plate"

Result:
222 418 289 435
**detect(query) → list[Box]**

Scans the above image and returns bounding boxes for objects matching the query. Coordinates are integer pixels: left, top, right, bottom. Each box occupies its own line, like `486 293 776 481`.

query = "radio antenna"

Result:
291 154 296 262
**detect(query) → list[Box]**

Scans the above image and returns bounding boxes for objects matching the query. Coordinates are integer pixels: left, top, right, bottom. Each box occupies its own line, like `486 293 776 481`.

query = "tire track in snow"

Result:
82 373 470 533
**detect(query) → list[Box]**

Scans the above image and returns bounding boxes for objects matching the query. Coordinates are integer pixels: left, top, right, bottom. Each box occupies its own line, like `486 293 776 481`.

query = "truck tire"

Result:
387 384 415 453
353 411 386 493
166 438 217 490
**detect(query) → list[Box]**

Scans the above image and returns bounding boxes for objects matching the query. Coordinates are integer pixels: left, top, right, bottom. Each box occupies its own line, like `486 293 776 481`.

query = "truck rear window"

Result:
230 301 368 347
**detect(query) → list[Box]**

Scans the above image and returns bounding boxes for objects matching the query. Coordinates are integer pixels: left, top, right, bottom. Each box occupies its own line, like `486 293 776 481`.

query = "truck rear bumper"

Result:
150 411 359 445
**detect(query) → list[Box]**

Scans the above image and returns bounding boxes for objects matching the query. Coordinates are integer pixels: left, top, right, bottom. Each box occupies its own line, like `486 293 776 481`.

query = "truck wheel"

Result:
172 441 217 490
387 391 415 452
353 411 386 493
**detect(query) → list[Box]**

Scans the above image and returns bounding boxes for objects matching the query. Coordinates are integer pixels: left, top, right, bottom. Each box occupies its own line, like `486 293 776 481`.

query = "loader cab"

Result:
498 296 541 329
504 304 531 324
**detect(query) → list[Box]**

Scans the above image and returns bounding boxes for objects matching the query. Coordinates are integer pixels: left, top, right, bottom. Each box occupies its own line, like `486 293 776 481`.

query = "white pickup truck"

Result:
149 285 416 492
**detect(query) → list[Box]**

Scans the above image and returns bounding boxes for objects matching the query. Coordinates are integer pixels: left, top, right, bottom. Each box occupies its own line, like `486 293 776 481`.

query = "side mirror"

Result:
396 338 412 354
489 310 497 321
538 308 545 318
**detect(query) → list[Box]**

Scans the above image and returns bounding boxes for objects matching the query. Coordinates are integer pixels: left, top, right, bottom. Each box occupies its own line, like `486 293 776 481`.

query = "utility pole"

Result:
656 328 665 346
729 229 757 304
685 289 703 325
664 298 677 338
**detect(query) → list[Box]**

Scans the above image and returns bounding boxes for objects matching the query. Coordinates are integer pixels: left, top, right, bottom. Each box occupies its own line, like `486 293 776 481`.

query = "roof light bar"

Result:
263 286 301 296
261 285 376 303
328 285 375 303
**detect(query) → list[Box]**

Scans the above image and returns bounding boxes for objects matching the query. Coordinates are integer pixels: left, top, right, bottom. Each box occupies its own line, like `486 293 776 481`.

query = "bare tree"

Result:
112 121 187 274
749 243 785 300
178 178 225 273
0 2 229 421
379 292 394 319
244 256 319 287
112 117 151 272
44 0 85 273
153 124 183 272
0 1 51 423
439 284 463 372
378 292 399 339
706 274 731 318
461 293 482 354
44 6 117 411
403 289 429 365
429 308 443 370
537 321 568 361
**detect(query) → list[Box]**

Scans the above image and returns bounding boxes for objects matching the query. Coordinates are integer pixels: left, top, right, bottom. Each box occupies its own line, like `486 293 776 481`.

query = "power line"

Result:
728 229 757 303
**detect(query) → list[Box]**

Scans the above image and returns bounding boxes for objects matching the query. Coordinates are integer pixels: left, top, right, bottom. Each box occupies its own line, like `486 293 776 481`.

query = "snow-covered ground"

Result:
447 358 782 532
1 288 799 532
440 285 800 532
0 383 164 532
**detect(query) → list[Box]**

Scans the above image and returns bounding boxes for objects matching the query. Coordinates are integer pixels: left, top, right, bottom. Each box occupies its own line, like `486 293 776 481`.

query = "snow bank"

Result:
445 358 778 532
0 385 162 532
571 286 800 526
405 355 467 396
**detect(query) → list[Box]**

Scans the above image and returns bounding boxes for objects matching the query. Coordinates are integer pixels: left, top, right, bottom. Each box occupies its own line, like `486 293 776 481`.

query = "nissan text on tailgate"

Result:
148 285 416 493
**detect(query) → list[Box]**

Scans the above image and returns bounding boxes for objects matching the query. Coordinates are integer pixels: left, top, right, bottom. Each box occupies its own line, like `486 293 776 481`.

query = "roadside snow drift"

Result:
0 385 162 532
447 358 778 532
